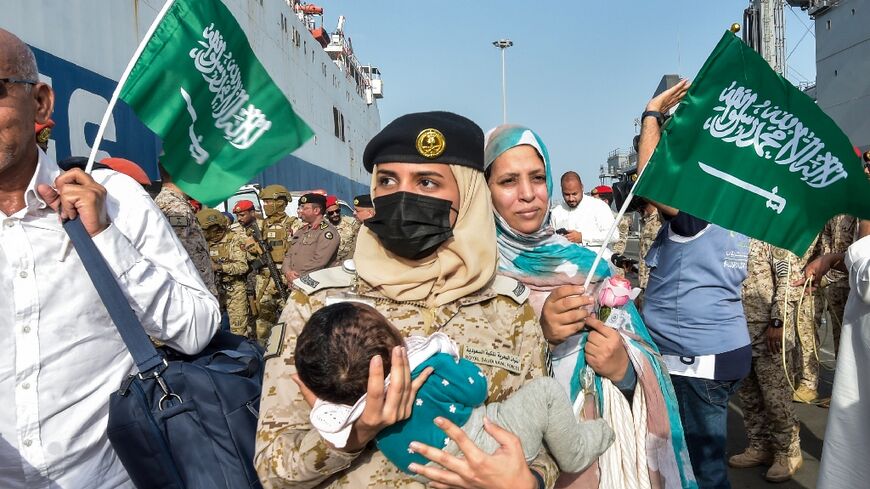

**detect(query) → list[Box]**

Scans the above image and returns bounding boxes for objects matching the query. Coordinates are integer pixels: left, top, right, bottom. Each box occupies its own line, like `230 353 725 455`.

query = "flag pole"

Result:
582 160 652 290
84 0 177 174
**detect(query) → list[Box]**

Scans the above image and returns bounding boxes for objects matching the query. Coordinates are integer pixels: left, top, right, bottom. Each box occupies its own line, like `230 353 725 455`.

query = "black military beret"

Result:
363 111 484 173
299 193 326 207
353 194 373 208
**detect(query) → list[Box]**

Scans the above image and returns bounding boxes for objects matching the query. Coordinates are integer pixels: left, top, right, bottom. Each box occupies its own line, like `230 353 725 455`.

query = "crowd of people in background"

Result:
5 28 870 489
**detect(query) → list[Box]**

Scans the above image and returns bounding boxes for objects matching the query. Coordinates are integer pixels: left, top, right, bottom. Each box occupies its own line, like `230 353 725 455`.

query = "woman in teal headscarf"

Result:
484 125 696 489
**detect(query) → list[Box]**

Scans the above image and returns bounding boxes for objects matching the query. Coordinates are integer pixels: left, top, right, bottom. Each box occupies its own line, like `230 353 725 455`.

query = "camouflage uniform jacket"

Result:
209 231 249 282
611 214 632 254
255 268 558 489
742 238 817 355
260 214 298 266
819 214 856 286
155 187 218 297
333 216 360 264
637 210 663 289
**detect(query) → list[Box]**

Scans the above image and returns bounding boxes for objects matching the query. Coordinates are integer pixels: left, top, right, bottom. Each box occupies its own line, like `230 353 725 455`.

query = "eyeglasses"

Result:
326 210 341 216
0 78 38 98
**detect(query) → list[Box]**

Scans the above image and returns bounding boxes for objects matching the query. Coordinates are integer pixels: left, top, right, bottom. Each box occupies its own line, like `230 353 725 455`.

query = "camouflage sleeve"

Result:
512 301 560 488
254 291 362 488
820 219 834 256
222 234 250 277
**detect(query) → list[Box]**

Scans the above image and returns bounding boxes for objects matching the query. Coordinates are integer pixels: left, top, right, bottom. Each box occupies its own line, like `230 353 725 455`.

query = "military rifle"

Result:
249 223 290 301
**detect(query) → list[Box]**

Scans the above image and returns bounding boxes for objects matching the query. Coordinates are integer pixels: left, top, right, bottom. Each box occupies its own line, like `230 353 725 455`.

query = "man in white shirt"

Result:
550 171 616 252
0 30 219 489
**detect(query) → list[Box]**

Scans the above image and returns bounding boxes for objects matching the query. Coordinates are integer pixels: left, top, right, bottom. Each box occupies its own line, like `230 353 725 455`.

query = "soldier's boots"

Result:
792 385 818 403
728 446 774 468
765 452 803 482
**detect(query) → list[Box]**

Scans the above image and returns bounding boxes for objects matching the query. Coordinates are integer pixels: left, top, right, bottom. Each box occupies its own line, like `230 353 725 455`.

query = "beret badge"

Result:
415 128 446 159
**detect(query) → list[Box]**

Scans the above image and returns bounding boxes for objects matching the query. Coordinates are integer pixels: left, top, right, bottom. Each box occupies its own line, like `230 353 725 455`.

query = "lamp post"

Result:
492 39 513 124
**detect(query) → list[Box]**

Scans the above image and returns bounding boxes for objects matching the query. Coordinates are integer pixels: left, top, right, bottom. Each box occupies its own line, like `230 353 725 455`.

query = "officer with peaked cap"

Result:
352 193 375 222
281 192 339 283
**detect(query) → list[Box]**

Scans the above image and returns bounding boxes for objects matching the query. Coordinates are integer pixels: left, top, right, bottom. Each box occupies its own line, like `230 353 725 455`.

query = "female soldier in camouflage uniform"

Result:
255 112 558 489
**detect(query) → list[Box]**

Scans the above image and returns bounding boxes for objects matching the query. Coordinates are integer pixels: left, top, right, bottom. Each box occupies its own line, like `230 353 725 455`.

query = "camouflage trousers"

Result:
795 294 819 391
254 271 286 345
817 283 848 356
738 336 801 456
222 280 250 337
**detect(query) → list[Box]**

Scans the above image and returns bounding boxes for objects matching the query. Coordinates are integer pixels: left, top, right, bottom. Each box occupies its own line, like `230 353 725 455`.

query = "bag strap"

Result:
63 217 165 374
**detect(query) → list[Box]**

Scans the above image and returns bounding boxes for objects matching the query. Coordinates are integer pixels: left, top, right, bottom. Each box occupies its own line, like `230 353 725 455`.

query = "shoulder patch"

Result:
491 275 530 304
292 265 355 295
168 215 190 227
320 221 328 230
324 231 334 240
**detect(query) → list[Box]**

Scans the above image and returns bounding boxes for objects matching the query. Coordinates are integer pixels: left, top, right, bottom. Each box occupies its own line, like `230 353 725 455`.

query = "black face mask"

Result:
364 191 456 260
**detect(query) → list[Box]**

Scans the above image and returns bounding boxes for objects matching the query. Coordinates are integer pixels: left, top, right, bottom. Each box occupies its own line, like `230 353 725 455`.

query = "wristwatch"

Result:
641 110 665 126
769 318 783 329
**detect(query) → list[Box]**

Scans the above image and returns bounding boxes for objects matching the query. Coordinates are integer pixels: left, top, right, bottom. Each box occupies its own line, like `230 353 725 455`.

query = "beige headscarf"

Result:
354 164 497 307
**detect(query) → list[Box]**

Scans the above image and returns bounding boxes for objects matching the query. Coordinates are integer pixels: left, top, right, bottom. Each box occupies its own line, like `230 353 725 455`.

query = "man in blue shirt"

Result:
636 80 751 489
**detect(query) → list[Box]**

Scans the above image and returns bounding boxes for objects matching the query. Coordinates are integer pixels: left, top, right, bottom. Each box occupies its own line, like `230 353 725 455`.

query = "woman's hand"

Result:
408 417 539 489
540 285 594 345
584 317 629 382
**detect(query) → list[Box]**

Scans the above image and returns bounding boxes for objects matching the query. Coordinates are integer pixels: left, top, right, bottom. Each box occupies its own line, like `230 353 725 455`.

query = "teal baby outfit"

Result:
375 353 487 472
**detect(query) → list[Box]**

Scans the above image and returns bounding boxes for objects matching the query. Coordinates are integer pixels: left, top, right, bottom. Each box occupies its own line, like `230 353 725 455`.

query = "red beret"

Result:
592 185 613 195
233 200 254 213
325 195 338 207
100 157 151 186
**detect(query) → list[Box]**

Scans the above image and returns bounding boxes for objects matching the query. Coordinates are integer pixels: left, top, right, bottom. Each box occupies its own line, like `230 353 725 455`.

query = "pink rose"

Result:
598 276 634 308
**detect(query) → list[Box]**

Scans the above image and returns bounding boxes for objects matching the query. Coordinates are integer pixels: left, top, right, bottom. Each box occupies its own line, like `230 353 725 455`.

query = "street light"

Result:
492 39 513 124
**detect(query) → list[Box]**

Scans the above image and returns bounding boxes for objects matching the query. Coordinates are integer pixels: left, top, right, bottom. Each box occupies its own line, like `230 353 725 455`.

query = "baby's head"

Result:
295 302 404 405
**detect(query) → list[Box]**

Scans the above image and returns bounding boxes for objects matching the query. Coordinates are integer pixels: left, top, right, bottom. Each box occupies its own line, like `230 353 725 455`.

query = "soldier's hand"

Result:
540 285 594 345
585 316 630 382
766 324 784 355
37 168 109 237
565 230 583 243
341 347 433 453
284 269 300 283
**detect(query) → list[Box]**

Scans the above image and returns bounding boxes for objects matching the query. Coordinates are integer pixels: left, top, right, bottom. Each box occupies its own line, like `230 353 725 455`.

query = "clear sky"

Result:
324 0 818 188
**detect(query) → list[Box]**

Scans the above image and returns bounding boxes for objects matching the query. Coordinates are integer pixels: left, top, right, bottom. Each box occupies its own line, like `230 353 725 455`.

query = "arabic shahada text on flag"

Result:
635 31 870 255
119 0 313 206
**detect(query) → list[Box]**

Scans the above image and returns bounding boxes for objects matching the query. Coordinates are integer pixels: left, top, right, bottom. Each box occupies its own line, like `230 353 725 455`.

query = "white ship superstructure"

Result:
2 0 382 199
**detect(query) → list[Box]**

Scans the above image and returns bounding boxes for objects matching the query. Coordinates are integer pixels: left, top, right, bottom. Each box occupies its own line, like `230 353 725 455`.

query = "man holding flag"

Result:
633 30 870 489
636 79 751 489
0 29 219 488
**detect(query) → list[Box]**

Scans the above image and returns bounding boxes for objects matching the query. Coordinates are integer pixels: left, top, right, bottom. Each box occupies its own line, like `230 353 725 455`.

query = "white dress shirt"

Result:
550 197 617 250
0 150 220 489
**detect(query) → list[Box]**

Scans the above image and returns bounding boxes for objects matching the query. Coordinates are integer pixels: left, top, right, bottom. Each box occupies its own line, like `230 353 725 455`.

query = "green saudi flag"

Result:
119 0 313 206
635 31 870 255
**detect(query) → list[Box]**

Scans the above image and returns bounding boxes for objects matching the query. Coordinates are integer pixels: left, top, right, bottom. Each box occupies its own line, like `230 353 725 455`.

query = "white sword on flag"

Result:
698 162 786 214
